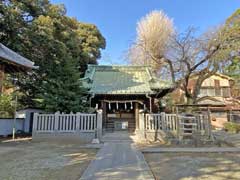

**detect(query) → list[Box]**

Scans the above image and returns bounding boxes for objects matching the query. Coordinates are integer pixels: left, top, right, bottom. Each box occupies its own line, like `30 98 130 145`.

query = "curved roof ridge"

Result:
87 64 151 68
0 43 37 69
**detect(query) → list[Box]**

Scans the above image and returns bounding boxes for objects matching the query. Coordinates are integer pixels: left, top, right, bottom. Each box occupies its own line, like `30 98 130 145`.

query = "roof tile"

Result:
83 65 173 94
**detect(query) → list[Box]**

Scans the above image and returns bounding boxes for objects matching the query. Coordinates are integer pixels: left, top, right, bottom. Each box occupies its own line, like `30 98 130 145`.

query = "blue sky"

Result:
51 0 239 65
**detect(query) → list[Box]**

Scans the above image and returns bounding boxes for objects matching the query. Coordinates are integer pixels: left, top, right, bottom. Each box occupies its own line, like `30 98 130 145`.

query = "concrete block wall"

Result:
0 118 24 136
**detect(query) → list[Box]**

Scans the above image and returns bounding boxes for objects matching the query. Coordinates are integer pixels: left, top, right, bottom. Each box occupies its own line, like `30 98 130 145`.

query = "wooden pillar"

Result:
0 64 5 94
146 95 152 113
135 102 139 130
101 101 107 129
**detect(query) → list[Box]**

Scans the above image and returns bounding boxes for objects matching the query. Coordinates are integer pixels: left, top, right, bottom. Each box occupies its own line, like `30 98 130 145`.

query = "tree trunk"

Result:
186 96 193 113
165 59 175 83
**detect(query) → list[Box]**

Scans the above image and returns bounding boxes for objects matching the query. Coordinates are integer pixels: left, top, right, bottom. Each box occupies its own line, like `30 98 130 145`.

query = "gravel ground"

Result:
144 152 240 180
0 141 97 180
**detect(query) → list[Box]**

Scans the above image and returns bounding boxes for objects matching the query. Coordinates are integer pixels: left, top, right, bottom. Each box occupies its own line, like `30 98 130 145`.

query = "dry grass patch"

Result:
144 152 240 180
0 141 97 180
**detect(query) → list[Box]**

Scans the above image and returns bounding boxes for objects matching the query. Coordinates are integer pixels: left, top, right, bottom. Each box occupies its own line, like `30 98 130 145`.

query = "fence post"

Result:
139 110 144 130
176 107 181 140
138 110 146 139
229 110 233 122
139 110 146 139
141 113 145 130
32 113 39 136
76 112 81 131
54 112 60 133
97 109 103 139
207 107 212 139
161 112 166 130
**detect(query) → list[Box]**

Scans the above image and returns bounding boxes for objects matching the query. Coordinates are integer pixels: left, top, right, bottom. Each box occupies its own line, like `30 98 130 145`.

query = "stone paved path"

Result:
80 132 154 180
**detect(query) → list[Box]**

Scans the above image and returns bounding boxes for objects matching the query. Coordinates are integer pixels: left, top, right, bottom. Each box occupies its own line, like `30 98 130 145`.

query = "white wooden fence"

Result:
145 113 177 132
194 114 208 131
33 111 102 137
142 113 210 138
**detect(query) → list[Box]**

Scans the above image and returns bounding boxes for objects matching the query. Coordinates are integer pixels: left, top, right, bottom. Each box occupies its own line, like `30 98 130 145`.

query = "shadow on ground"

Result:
144 152 240 180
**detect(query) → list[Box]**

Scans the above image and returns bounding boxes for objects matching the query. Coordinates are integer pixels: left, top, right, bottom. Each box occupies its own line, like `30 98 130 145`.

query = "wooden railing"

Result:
194 114 208 131
178 114 210 139
142 113 210 138
33 112 101 133
145 113 177 132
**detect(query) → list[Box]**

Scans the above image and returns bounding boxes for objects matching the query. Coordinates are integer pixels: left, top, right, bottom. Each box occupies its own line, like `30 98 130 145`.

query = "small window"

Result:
222 87 230 97
199 88 207 97
215 88 221 96
214 80 221 96
214 80 220 88
207 88 215 96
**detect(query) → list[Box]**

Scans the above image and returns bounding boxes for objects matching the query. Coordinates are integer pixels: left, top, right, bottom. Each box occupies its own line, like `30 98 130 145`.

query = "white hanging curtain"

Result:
95 103 98 109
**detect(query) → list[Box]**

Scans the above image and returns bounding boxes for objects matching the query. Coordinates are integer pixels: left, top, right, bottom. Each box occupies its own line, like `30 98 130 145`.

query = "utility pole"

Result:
12 95 17 140
12 78 18 140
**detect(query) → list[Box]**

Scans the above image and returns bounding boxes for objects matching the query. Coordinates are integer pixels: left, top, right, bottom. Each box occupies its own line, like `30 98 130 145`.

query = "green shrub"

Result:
0 94 14 118
224 122 240 133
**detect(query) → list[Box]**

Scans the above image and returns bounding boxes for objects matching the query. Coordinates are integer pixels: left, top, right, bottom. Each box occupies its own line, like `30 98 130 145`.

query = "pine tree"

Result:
41 56 88 113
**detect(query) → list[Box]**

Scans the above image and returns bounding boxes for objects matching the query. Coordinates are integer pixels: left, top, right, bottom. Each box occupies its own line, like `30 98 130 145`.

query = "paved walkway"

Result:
80 132 154 180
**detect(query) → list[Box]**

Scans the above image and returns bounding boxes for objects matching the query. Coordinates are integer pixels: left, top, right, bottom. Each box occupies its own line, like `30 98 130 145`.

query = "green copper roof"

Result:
82 65 173 95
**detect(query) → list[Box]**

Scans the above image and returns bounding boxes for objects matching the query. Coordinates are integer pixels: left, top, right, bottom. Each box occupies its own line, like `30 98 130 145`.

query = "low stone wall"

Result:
32 132 96 143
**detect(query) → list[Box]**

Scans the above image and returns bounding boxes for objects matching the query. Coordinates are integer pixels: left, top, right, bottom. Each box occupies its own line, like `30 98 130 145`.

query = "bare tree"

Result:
128 10 236 104
178 26 239 104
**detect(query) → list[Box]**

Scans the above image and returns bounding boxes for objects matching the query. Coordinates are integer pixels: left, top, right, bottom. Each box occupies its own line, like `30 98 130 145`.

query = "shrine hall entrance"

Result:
106 110 135 132
103 101 142 132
